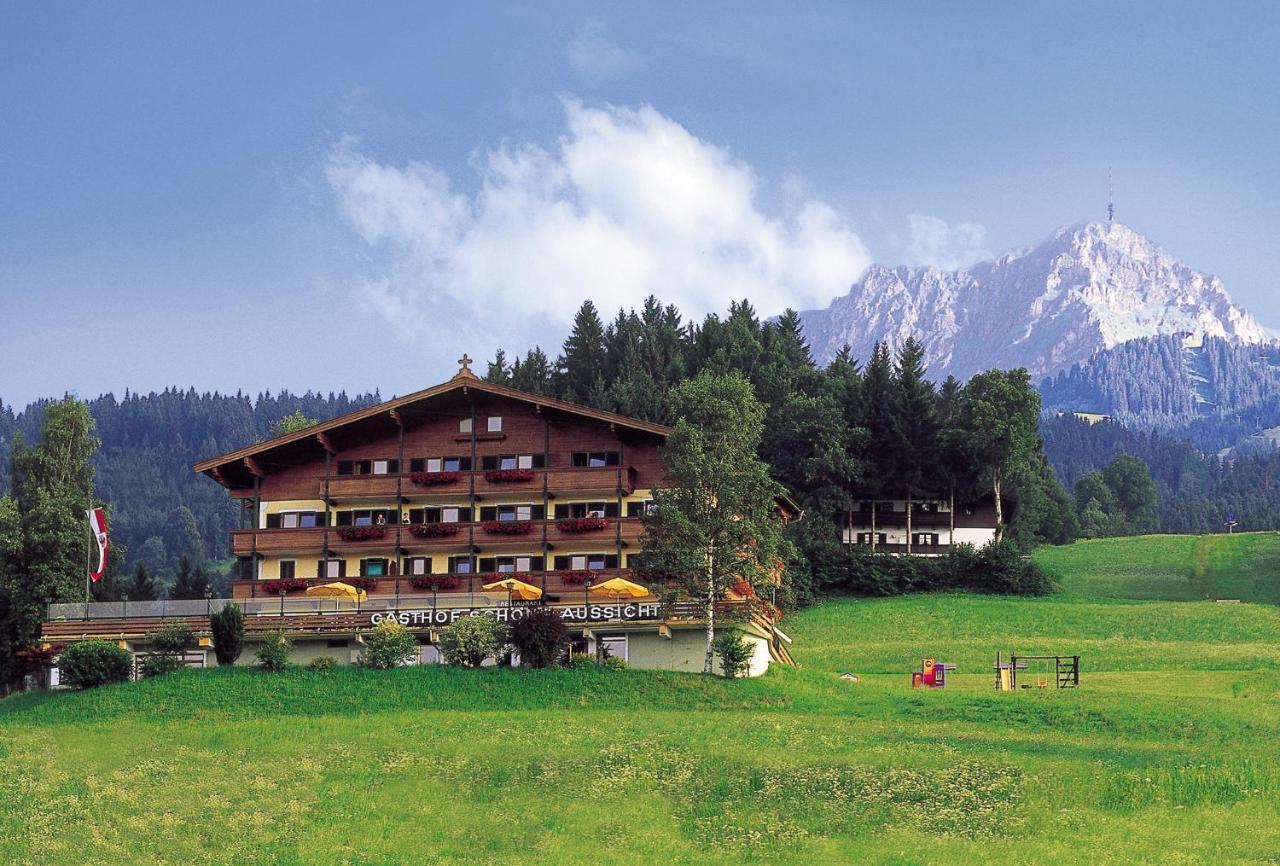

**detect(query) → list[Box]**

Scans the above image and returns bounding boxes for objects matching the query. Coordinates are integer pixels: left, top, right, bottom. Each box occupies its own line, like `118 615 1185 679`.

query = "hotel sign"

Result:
369 603 662 628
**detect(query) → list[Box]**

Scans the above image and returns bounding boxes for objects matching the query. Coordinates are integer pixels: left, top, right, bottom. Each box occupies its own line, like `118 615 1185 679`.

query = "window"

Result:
405 557 429 576
360 558 388 577
597 635 628 662
912 533 940 547
336 508 395 527
626 500 657 518
372 460 389 475
480 454 545 470
480 504 543 522
487 416 502 432
553 554 617 570
555 502 618 519
459 418 473 434
854 533 888 546
480 556 544 573
571 452 620 468
414 456 472 473
448 555 473 574
266 511 323 529
279 560 296 580
321 559 346 578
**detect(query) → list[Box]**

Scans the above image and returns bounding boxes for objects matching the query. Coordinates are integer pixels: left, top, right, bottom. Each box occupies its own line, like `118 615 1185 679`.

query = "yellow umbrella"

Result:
589 576 650 601
305 582 368 604
482 577 543 602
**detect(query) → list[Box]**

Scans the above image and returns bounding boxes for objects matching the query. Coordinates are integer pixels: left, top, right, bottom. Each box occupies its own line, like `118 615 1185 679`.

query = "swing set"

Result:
993 651 1079 690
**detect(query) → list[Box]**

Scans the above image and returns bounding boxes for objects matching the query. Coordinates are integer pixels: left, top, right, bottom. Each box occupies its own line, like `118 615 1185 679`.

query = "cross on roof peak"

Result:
455 353 475 378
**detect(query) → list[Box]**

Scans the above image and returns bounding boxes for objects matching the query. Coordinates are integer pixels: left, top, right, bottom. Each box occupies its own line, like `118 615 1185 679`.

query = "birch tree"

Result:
641 373 787 674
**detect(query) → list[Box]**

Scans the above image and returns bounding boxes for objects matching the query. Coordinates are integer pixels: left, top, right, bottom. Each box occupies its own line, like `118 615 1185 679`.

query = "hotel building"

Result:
42 360 795 675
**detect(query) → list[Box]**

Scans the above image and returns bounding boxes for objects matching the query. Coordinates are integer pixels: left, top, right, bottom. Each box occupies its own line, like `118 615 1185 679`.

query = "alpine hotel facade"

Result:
43 361 795 675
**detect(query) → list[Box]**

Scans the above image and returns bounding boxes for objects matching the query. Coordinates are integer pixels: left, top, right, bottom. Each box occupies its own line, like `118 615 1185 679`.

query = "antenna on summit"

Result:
1107 167 1114 225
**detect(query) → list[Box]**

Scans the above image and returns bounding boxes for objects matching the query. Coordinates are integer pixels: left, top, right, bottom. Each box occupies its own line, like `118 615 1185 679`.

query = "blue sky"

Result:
3 2 1279 408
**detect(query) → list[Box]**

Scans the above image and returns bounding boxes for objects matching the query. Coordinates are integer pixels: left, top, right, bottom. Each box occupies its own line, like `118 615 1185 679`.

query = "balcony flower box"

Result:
556 517 611 533
483 469 536 484
408 523 461 539
409 575 460 591
558 570 597 585
260 578 310 595
348 577 379 592
336 526 387 542
409 471 461 487
481 520 534 535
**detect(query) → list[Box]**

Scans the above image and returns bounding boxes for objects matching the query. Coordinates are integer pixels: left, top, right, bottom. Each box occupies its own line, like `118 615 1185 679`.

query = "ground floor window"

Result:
279 560 296 580
854 533 887 546
596 635 628 662
321 558 346 578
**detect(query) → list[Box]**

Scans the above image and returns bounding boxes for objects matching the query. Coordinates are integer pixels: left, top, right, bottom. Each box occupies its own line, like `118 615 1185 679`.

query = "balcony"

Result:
231 517 645 557
317 465 636 501
848 510 952 528
228 567 652 601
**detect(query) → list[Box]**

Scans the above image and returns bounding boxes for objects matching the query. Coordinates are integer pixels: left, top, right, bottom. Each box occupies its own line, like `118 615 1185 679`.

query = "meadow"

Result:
2 536 1278 865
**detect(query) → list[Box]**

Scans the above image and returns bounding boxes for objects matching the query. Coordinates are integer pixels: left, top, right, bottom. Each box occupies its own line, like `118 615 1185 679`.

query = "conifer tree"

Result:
557 301 607 404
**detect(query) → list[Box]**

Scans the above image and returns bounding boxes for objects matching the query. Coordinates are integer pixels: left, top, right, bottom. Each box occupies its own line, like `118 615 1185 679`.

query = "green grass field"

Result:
2 535 1279 864
1033 530 1280 603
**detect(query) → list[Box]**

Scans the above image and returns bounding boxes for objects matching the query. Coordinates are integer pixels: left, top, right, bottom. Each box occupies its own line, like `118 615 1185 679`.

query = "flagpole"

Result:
85 496 92 608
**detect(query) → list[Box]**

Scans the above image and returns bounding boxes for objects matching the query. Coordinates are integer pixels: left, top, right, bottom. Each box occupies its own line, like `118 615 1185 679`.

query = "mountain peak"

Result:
797 221 1272 380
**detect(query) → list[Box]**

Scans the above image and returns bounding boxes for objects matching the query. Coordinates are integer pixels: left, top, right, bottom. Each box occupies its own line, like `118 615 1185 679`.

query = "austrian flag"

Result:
86 507 109 582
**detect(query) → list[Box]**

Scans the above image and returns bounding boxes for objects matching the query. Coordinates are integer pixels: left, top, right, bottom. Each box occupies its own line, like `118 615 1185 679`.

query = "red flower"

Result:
559 570 596 585
410 471 461 487
409 575 461 591
409 523 460 538
481 520 534 535
556 517 611 533
260 578 310 595
336 526 387 542
483 469 536 484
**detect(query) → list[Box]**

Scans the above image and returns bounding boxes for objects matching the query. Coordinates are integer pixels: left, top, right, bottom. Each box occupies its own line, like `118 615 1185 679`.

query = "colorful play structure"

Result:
911 658 956 689
993 652 1080 690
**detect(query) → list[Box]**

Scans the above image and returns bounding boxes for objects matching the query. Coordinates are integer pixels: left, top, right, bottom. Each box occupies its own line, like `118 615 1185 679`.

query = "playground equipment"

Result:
994 652 1079 690
911 658 956 689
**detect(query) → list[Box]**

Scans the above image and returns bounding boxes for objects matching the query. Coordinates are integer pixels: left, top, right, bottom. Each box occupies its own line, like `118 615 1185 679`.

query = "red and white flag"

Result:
86 507 109 582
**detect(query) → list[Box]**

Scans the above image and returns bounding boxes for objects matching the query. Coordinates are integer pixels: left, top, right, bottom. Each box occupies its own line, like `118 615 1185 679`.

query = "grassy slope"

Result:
2 537 1279 865
1033 531 1280 603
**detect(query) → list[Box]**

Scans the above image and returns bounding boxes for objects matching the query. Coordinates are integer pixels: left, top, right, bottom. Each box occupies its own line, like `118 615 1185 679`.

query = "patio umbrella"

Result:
481 577 543 604
589 576 649 601
305 582 368 609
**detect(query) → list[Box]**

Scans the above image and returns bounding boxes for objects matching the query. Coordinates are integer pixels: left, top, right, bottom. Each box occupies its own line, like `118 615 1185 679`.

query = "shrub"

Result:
151 622 194 654
438 615 507 667
210 603 245 665
509 608 571 668
964 541 1055 596
138 654 184 678
712 630 753 679
359 620 419 668
58 640 132 689
255 630 293 672
308 656 336 671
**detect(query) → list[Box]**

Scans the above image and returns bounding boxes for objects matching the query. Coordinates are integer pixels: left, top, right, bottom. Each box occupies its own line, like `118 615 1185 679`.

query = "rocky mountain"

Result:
797 221 1273 381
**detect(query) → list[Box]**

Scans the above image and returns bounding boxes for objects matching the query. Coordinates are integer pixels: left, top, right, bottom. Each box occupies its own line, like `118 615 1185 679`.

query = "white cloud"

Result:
326 99 872 342
905 213 990 271
568 21 639 77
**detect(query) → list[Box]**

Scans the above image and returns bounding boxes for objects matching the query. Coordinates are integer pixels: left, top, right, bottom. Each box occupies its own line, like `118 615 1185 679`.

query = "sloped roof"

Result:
193 370 672 486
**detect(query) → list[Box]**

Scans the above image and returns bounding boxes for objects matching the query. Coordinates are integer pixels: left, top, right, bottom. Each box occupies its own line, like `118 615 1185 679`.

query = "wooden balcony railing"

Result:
232 518 645 557
319 465 636 501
